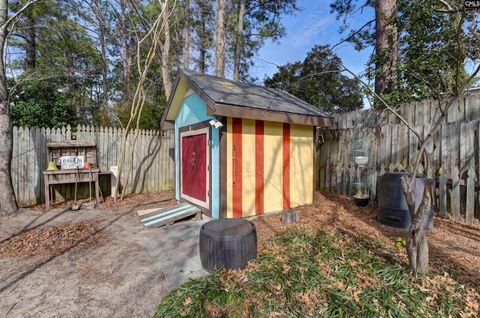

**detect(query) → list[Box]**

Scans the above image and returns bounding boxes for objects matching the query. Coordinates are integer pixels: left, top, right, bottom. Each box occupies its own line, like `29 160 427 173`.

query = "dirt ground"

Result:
0 191 179 318
254 192 480 290
1 191 478 317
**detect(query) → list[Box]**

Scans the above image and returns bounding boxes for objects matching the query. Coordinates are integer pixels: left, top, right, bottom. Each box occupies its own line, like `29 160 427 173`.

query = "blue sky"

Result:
251 0 375 84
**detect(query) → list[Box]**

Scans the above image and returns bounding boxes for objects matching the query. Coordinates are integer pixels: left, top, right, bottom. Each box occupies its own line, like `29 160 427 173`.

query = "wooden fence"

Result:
11 125 175 206
317 95 480 225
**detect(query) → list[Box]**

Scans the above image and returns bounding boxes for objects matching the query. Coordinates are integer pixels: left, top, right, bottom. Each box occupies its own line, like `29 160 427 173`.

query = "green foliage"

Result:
154 228 478 317
330 0 480 105
9 0 107 125
392 0 479 102
396 236 407 249
191 0 215 72
227 0 299 81
10 78 77 128
265 45 363 113
5 0 303 129
116 95 167 131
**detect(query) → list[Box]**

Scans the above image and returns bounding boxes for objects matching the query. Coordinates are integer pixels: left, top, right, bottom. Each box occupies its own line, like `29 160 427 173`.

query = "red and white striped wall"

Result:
223 118 314 218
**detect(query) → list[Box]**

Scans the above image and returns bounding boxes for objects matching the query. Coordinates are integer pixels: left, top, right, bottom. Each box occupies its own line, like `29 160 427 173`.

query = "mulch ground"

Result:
253 192 480 289
29 190 176 211
0 221 107 258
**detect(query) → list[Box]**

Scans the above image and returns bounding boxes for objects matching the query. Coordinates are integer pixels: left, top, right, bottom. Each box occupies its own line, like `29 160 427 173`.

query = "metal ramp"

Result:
138 203 201 229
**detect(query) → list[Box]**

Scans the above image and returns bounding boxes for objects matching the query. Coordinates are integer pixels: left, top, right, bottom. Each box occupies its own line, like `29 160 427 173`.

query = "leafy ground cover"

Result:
154 227 479 317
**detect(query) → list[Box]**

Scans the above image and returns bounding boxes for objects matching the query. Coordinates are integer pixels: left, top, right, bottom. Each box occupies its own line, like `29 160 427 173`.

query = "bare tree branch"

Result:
340 63 423 141
2 0 40 31
331 19 375 50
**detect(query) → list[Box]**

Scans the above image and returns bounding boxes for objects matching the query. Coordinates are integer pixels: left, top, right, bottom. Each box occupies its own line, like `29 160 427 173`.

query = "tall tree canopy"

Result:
264 45 363 113
5 0 298 129
330 0 479 105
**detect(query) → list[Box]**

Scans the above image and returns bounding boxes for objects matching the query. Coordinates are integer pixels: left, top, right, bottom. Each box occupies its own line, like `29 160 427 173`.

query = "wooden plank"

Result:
465 95 480 121
46 141 96 148
414 101 423 126
343 165 349 195
438 167 447 217
39 127 46 202
325 159 331 192
447 98 464 123
137 203 183 218
466 167 475 224
27 127 35 204
143 207 200 228
19 127 27 204
11 126 18 203
451 161 461 222
335 165 341 194
384 125 392 167
408 126 420 170
441 123 448 175
159 131 164 191
460 122 475 176
157 130 166 189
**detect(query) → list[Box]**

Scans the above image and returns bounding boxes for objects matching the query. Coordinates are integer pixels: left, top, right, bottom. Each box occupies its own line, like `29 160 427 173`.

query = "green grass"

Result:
154 228 479 318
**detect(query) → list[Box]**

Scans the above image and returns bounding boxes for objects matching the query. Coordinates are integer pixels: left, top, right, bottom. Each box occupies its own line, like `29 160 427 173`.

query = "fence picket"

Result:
319 96 480 225
466 167 475 224
438 168 447 217
11 125 175 206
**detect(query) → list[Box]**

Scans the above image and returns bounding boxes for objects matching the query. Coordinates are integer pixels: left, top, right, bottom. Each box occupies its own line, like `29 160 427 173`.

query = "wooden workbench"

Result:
43 169 101 209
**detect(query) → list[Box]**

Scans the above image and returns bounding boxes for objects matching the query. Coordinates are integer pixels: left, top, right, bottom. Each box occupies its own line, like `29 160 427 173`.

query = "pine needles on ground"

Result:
154 227 479 318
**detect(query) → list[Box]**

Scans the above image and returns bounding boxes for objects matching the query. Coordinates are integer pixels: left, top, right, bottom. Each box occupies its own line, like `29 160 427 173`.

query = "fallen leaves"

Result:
253 192 480 289
0 221 107 258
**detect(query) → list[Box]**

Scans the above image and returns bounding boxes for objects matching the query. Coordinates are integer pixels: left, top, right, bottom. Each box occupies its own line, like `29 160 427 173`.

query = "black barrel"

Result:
199 219 257 272
377 172 433 229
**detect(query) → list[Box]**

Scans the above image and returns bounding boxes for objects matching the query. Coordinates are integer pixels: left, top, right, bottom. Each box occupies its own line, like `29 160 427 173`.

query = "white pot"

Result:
355 156 368 166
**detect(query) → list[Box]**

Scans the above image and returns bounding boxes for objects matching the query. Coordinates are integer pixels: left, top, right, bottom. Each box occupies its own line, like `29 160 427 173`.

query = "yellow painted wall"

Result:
226 117 233 218
224 118 314 217
242 119 256 217
263 121 284 213
290 124 314 207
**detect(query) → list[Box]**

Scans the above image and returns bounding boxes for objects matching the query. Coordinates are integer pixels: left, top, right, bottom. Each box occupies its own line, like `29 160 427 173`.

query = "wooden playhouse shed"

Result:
161 69 332 219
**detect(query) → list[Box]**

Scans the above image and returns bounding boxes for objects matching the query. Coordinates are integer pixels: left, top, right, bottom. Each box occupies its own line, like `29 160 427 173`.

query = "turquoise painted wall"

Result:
175 93 220 219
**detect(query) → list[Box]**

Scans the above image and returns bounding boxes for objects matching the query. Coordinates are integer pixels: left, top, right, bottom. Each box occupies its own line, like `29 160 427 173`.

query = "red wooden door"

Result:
181 133 207 203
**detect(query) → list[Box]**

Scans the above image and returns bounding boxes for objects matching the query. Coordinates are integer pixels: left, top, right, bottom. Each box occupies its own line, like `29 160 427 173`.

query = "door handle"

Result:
191 152 196 166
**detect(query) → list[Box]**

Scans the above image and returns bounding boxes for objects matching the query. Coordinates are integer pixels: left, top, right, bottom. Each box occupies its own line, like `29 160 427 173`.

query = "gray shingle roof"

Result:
182 69 331 118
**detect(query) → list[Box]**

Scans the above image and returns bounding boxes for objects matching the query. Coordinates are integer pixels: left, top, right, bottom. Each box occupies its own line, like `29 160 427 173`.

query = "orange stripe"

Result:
232 118 243 218
283 123 291 209
255 121 264 215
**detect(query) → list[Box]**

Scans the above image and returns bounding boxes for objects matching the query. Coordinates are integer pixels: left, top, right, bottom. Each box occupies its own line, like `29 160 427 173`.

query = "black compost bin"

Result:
199 219 257 272
377 172 433 229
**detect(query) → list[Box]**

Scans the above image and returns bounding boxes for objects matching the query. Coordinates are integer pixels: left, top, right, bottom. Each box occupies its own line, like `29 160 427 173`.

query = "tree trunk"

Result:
198 16 206 73
374 0 398 95
161 0 172 99
95 0 109 123
214 0 226 77
120 0 132 99
406 222 429 274
183 0 190 69
233 0 245 80
403 170 432 274
0 0 18 214
25 7 36 70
